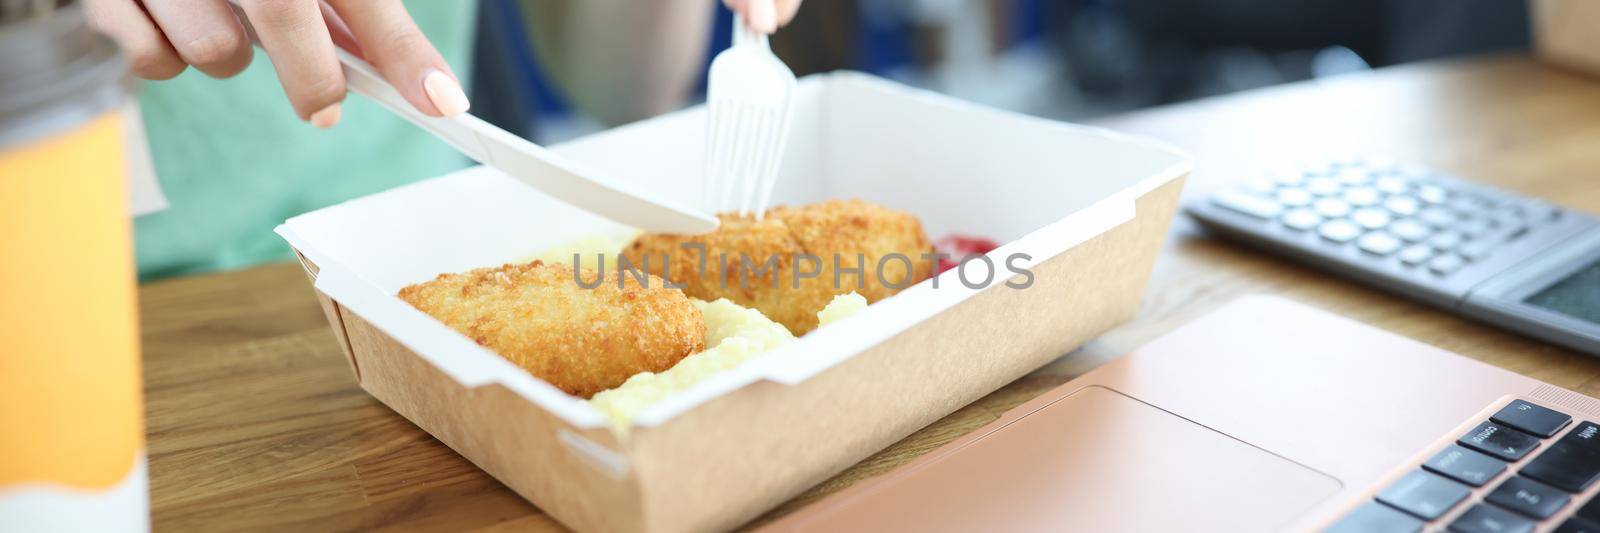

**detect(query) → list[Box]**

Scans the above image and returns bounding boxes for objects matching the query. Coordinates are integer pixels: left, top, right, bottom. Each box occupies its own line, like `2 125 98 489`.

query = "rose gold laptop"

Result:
761 295 1600 532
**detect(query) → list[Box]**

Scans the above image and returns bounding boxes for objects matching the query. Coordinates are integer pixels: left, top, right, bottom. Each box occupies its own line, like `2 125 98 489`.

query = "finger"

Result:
236 0 346 127
746 0 777 34
326 0 467 117
142 0 253 78
774 0 801 27
83 0 186 80
318 1 363 59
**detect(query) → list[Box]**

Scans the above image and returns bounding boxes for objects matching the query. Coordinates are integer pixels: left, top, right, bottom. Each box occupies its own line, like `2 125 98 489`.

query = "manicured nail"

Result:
423 69 470 117
749 0 777 34
310 102 342 129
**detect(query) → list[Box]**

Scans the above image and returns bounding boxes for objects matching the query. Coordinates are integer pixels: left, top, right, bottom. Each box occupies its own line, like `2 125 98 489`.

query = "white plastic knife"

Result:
334 49 718 235
224 1 718 235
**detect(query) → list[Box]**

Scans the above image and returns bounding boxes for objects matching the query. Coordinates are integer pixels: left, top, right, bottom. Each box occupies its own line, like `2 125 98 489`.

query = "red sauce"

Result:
933 234 1000 274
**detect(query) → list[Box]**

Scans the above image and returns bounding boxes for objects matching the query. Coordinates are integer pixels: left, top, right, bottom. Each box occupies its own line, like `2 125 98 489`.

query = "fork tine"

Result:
713 102 733 213
739 109 774 216
716 101 740 214
761 104 792 214
754 129 786 215
703 104 725 212
730 101 760 215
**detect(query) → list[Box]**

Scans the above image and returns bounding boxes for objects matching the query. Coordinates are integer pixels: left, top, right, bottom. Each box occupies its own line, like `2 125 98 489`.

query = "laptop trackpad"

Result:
787 386 1340 532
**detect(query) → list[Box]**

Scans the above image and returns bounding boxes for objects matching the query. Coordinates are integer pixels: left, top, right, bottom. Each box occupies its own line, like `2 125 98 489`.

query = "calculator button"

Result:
1316 198 1354 218
1521 422 1600 493
1490 400 1572 438
1352 208 1393 230
1376 176 1411 195
1399 244 1434 265
1458 218 1493 239
1212 192 1284 219
1359 232 1403 256
1459 241 1494 262
1319 220 1363 243
1328 502 1423 533
1391 220 1432 242
1485 476 1569 519
1281 209 1322 230
1420 207 1458 228
1431 232 1465 251
1419 185 1450 204
1503 226 1530 242
1276 188 1313 207
1424 445 1506 487
1447 504 1534 533
1450 195 1492 215
1430 254 1467 276
1385 196 1421 216
1344 187 1382 206
1378 470 1472 520
1307 177 1343 196
1459 421 1541 461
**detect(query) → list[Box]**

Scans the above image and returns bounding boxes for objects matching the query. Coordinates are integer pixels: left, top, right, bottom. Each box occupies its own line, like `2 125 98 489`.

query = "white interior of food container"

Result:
276 72 1190 429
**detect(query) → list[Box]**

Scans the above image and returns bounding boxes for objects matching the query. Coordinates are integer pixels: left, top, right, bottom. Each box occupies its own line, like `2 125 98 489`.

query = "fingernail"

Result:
750 0 777 34
423 70 470 117
310 102 342 129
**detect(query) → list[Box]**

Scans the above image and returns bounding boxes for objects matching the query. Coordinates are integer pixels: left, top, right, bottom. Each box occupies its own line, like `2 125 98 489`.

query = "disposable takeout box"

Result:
277 72 1191 533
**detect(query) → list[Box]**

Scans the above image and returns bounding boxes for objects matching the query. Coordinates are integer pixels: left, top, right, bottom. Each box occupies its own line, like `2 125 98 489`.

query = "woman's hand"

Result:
83 0 469 128
722 0 801 34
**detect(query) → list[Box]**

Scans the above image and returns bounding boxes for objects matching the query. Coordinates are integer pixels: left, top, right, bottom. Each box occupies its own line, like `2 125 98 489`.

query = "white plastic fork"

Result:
703 18 797 218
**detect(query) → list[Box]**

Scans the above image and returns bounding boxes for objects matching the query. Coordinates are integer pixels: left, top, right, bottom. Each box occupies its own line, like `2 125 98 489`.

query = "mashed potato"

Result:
817 292 867 327
525 232 638 270
589 293 868 431
529 234 871 432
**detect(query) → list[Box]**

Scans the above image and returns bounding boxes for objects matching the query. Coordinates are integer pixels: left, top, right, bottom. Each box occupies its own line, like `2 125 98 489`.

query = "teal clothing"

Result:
134 2 477 279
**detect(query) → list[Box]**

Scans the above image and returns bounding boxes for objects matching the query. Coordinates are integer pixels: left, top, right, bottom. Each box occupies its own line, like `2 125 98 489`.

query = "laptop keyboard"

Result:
1328 399 1600 533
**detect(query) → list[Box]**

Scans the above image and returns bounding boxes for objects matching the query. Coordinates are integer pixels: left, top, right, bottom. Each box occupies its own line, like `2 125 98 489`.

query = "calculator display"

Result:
1526 258 1600 325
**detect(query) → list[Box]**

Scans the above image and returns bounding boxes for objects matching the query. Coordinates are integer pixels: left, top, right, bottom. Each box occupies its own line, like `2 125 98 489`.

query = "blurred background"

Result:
482 0 1532 144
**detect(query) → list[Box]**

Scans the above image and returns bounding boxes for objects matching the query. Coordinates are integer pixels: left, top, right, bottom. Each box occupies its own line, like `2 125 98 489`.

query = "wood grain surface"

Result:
140 54 1600 532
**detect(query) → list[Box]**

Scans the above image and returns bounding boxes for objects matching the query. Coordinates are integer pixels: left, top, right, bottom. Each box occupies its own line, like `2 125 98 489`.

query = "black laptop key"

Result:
1484 476 1570 519
1326 502 1424 533
1522 421 1600 492
1559 517 1600 533
1447 504 1534 533
1459 421 1540 461
1423 445 1507 487
1579 493 1600 522
1377 470 1472 520
1490 400 1572 438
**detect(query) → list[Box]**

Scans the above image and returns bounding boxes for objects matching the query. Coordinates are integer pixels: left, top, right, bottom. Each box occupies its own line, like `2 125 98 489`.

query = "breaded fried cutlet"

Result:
398 261 705 398
623 199 933 335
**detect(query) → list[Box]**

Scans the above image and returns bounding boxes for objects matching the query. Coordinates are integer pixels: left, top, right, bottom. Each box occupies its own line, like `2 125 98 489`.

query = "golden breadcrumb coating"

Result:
397 261 705 398
622 199 933 335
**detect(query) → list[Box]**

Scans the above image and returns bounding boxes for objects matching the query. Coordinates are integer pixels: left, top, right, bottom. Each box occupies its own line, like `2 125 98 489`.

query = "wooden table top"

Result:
141 53 1600 532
